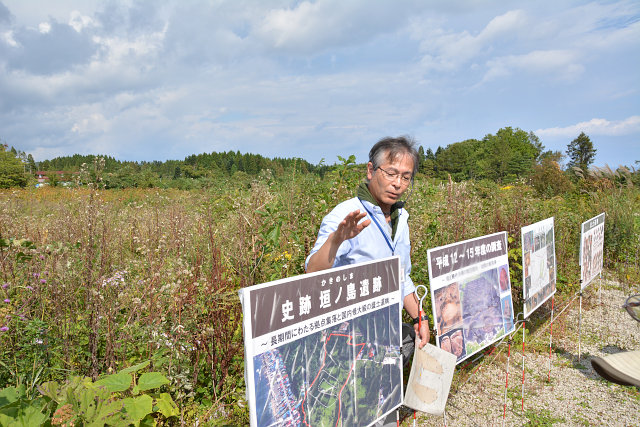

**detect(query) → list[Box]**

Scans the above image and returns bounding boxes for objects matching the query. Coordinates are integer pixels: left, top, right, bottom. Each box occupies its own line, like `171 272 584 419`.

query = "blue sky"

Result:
1 0 638 168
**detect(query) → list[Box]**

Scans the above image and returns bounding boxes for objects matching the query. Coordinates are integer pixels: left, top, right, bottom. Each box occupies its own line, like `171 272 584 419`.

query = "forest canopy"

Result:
2 127 637 189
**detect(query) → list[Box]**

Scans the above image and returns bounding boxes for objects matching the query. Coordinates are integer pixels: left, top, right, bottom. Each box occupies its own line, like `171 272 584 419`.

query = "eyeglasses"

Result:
376 166 413 185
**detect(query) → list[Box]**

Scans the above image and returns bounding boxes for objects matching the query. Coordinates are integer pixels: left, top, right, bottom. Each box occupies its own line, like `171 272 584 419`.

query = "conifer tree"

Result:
566 132 596 174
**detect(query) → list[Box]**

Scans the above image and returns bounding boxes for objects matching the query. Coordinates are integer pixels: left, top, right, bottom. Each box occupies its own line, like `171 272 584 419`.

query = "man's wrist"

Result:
412 314 429 325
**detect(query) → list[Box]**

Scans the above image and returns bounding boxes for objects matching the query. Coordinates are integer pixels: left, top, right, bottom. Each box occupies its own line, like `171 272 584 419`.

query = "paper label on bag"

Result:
404 342 456 415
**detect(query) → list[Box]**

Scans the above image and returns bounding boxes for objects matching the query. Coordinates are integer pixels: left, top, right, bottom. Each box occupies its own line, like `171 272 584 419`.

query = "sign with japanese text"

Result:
427 232 514 364
580 213 605 290
521 217 557 318
240 256 403 427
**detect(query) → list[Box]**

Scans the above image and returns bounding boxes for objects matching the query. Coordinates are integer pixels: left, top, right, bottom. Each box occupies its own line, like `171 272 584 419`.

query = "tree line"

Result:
0 128 633 190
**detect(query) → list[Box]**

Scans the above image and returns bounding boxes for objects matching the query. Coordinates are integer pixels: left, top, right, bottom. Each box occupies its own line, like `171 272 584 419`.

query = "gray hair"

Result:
369 136 419 178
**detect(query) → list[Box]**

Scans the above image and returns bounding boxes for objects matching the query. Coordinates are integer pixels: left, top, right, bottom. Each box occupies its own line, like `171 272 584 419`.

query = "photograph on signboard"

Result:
439 328 466 361
501 294 514 333
240 256 403 427
461 269 504 357
498 264 510 292
521 217 556 318
433 282 463 336
580 213 605 290
428 232 514 364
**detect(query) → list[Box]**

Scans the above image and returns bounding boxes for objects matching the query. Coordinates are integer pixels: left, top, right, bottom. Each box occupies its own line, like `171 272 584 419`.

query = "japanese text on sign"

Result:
249 257 399 339
429 233 507 279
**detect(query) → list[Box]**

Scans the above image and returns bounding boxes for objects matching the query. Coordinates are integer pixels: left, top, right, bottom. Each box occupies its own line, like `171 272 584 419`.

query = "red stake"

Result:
503 340 512 421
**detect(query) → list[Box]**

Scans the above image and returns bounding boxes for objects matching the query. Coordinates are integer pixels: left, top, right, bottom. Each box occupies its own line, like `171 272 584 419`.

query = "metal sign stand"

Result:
578 283 583 363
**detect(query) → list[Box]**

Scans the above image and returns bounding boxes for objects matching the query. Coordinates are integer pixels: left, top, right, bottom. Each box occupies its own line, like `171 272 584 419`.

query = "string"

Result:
358 198 398 255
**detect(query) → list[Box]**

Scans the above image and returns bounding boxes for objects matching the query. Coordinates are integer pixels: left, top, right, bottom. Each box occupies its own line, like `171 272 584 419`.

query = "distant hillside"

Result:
37 150 326 178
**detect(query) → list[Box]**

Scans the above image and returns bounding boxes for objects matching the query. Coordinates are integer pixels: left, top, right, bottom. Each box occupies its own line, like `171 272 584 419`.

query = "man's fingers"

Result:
340 210 370 235
346 210 367 223
358 219 371 230
416 323 430 349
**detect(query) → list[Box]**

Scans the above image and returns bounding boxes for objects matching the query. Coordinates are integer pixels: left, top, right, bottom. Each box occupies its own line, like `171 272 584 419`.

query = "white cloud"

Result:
1 30 17 46
483 49 584 82
536 116 640 138
71 112 109 135
415 9 527 72
255 0 420 54
69 10 95 32
38 22 50 33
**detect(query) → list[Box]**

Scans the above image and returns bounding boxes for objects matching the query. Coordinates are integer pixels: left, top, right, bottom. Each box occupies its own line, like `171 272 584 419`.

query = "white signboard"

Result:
427 232 515 364
240 257 403 427
580 213 605 290
521 217 557 318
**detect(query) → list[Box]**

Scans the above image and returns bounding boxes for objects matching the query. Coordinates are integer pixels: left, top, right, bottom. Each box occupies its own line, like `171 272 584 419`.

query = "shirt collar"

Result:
357 182 402 239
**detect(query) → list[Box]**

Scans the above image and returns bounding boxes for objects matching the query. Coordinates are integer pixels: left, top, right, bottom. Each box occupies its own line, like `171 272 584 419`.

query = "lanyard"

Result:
358 198 397 255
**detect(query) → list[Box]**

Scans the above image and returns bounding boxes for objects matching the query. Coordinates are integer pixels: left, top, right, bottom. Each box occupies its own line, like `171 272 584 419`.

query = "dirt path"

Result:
413 277 640 426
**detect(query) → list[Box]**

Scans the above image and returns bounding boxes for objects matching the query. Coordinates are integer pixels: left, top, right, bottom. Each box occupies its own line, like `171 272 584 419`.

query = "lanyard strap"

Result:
358 198 397 255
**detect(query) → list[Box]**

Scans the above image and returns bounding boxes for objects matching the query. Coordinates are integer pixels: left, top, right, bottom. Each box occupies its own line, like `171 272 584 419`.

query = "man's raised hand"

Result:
335 210 370 243
305 210 371 273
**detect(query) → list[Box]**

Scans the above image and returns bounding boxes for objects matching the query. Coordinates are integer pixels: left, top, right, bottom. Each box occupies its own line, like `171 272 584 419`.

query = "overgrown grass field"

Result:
1 165 638 425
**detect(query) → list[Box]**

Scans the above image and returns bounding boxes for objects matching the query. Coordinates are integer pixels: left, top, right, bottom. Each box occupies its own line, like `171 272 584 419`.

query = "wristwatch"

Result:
412 314 429 325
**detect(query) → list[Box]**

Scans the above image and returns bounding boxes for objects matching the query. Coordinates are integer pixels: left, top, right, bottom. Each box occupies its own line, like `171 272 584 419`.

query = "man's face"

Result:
366 152 414 211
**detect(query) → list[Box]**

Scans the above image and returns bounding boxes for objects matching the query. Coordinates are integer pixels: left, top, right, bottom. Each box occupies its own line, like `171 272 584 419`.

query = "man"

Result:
306 136 430 348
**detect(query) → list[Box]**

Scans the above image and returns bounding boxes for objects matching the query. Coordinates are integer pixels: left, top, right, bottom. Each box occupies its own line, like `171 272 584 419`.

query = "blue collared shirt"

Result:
305 196 416 299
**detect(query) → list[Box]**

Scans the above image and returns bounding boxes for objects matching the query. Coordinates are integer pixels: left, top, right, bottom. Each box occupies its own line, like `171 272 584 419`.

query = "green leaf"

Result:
137 372 169 391
77 386 100 420
140 413 157 427
20 240 36 249
119 360 150 375
95 372 132 393
0 387 20 407
19 405 49 427
0 414 14 426
16 252 32 263
154 393 179 418
123 395 153 422
91 399 127 427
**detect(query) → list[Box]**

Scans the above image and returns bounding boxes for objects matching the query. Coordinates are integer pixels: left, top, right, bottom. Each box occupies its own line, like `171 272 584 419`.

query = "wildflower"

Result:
2 283 8 289
3 299 9 303
0 326 8 332
33 273 40 279
40 279 46 284
26 286 33 291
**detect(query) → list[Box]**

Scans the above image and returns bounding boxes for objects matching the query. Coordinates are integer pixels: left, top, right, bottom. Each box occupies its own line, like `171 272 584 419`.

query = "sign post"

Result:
427 232 514 365
240 256 404 427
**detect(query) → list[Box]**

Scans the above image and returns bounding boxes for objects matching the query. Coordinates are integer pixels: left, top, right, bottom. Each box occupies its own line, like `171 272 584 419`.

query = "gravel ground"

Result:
411 276 640 426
